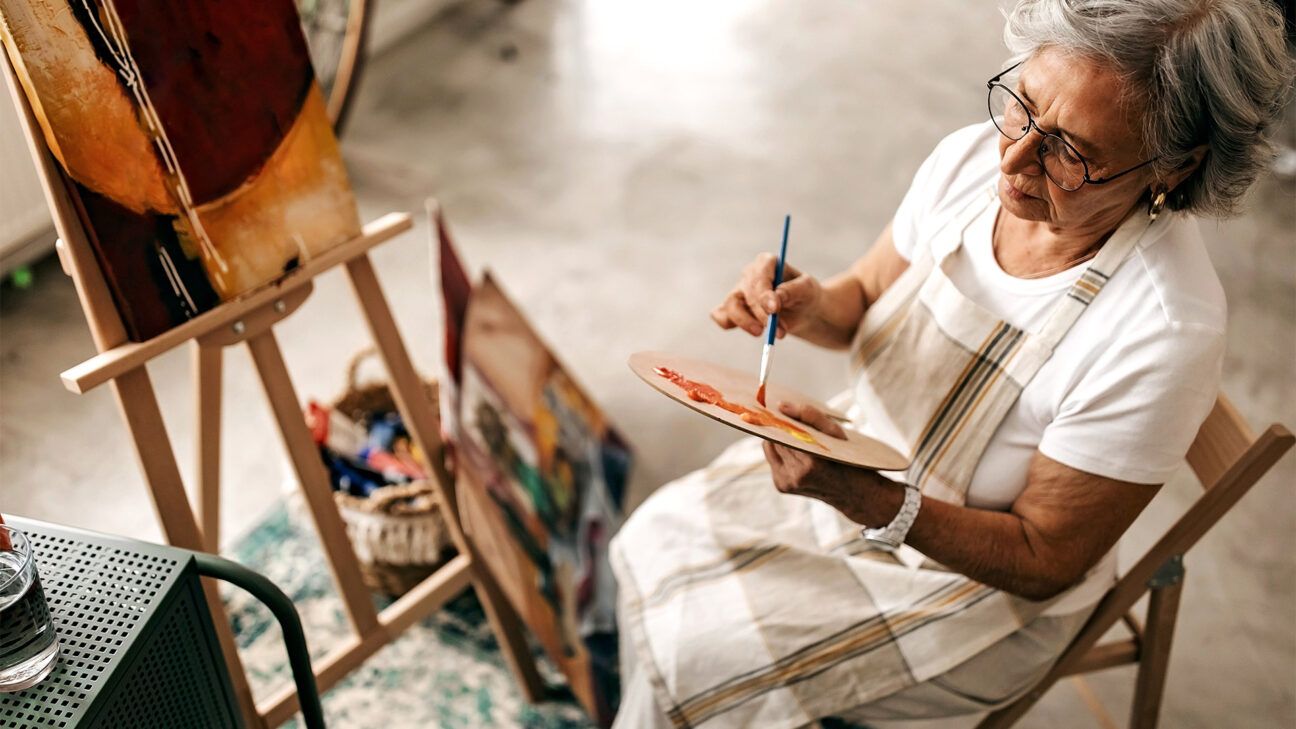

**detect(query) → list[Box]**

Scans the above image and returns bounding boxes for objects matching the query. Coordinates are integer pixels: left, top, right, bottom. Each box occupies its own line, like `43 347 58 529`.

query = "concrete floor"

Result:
1 1 1293 726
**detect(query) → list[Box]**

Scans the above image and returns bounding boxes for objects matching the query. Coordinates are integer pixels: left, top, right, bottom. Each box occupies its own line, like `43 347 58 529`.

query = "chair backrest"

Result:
1185 396 1259 490
1049 394 1293 676
1140 395 1293 570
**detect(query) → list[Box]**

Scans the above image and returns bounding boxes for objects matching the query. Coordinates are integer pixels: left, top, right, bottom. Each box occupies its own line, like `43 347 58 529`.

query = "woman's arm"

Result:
765 404 1160 601
796 223 911 349
711 223 911 350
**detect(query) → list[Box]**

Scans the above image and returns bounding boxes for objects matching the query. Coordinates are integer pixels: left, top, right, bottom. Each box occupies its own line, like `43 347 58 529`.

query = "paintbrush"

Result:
756 215 791 407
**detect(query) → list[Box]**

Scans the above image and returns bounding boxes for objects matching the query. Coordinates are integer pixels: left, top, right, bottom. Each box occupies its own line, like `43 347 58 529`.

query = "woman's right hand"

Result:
710 253 823 339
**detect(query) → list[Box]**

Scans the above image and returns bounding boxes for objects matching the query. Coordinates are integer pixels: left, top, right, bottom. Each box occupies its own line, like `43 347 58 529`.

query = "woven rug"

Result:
222 500 596 728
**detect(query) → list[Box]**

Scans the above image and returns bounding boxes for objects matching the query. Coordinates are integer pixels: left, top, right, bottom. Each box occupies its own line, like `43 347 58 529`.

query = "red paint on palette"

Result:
653 367 823 448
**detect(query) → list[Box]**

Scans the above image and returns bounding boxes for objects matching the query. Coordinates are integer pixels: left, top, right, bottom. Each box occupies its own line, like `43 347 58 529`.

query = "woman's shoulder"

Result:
1053 214 1227 404
1110 213 1227 335
931 122 1002 168
892 122 1001 260
1039 217 1227 485
919 122 1002 208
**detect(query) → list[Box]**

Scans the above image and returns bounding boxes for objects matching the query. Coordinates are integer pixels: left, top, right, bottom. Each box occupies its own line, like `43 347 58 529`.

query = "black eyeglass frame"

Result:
987 62 1157 191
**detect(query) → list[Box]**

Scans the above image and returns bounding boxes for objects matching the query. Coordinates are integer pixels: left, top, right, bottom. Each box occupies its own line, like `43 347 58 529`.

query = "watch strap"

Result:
860 484 922 552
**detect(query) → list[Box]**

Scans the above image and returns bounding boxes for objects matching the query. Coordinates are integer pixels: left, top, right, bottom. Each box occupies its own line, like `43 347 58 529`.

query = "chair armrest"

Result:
192 552 326 729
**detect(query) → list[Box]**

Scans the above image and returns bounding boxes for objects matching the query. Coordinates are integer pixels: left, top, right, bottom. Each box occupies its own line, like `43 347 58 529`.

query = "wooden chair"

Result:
977 395 1294 729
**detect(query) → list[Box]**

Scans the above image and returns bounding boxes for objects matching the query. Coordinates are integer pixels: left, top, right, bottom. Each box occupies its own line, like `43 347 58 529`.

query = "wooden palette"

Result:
629 351 910 470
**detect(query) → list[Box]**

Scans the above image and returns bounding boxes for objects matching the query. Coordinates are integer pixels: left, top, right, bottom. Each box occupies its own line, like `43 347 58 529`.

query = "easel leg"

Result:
344 253 544 701
343 254 456 524
245 328 382 636
194 342 223 553
468 526 546 702
111 367 264 727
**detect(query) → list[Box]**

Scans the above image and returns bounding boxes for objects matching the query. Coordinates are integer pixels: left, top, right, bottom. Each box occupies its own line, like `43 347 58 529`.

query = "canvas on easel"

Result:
0 0 361 341
437 214 630 725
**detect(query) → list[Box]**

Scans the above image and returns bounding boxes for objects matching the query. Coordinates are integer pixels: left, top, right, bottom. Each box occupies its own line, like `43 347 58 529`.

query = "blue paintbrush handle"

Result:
765 215 791 346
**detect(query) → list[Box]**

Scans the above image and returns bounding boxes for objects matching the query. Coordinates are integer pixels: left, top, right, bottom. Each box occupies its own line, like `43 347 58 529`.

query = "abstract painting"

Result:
437 216 629 724
0 0 360 341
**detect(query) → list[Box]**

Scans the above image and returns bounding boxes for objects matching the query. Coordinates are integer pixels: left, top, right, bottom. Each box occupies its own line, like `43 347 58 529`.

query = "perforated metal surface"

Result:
0 520 241 728
91 585 238 729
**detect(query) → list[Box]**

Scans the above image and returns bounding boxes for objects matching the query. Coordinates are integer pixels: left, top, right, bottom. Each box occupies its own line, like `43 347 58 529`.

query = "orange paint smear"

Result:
756 382 767 407
654 367 822 448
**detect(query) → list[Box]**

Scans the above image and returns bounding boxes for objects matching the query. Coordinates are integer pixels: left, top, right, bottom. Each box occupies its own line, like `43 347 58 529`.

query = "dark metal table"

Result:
0 516 323 728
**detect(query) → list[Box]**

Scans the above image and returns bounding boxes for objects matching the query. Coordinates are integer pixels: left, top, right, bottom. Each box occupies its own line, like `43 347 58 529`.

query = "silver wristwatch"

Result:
860 484 922 552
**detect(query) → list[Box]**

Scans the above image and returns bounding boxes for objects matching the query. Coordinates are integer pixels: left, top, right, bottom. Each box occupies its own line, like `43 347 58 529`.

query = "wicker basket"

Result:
330 349 452 597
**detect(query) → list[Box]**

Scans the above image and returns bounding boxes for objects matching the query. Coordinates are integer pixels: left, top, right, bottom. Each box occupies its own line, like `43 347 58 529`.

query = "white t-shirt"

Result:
885 122 1226 613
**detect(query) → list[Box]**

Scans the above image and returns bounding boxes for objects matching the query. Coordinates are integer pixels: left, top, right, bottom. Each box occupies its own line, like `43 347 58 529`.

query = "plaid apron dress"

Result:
611 187 1154 729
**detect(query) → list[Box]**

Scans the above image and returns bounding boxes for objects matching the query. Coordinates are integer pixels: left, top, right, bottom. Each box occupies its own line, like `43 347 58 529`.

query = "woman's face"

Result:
997 48 1156 234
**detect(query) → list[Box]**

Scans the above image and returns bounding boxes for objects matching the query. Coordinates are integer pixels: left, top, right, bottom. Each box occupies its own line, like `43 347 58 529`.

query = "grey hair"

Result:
1003 0 1293 217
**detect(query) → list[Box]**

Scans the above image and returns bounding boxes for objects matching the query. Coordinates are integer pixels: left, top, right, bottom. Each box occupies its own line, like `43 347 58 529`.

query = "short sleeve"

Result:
890 142 946 262
1038 322 1226 484
890 122 1002 262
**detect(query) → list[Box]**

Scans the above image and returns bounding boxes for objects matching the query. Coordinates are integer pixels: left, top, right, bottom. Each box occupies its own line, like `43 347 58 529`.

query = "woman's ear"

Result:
1163 144 1209 192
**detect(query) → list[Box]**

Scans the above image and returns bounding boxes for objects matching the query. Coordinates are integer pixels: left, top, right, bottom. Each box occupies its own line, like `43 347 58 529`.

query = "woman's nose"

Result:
1000 132 1043 177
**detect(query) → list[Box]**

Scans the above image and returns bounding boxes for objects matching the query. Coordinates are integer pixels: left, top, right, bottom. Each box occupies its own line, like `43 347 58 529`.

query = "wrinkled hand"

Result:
710 253 823 338
763 403 893 522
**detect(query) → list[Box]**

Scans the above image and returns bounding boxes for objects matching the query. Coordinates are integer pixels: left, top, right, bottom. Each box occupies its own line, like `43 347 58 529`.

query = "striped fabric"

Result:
611 188 1151 728
1066 268 1110 306
611 441 1033 729
904 321 1026 493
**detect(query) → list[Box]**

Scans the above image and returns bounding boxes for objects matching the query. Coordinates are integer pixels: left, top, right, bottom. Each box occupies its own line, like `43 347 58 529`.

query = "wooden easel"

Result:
3 54 543 727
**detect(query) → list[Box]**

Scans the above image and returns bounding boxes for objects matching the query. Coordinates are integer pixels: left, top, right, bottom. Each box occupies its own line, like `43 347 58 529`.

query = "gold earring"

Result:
1148 188 1168 221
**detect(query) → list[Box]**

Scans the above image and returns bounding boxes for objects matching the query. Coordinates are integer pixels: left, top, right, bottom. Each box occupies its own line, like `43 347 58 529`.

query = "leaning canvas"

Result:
0 0 361 341
443 244 630 723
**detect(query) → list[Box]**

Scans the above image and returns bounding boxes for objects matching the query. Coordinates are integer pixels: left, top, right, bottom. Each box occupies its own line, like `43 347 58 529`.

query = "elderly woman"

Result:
609 1 1291 727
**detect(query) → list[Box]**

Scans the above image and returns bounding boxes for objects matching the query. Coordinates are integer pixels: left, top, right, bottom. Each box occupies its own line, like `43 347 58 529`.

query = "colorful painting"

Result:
0 0 360 341
436 218 629 724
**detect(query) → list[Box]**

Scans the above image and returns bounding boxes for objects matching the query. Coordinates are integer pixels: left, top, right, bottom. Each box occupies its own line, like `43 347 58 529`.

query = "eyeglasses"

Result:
987 62 1156 192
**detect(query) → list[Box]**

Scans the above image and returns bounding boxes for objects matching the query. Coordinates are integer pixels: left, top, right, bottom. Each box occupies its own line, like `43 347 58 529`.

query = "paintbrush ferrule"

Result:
758 342 773 385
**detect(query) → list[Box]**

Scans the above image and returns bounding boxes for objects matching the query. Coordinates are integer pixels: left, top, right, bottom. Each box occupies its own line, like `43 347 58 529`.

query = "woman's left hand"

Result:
762 403 894 521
